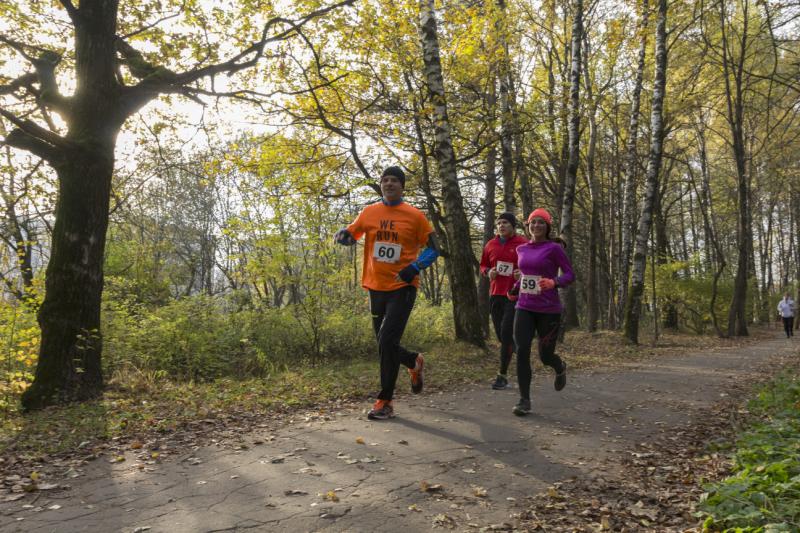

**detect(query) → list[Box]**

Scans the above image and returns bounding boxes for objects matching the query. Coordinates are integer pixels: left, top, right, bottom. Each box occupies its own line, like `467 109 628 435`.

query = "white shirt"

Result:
777 298 795 318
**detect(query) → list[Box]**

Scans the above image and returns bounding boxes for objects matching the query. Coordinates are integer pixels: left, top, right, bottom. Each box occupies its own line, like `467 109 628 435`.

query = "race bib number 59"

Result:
520 274 541 295
373 241 402 263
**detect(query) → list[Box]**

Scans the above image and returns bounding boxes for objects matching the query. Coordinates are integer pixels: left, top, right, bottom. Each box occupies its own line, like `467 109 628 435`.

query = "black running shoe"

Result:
367 400 395 420
512 398 531 416
554 362 567 391
491 375 509 390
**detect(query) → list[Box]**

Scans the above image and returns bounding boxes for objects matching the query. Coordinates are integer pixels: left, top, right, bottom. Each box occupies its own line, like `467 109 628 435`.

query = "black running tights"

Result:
513 309 564 401
369 287 418 401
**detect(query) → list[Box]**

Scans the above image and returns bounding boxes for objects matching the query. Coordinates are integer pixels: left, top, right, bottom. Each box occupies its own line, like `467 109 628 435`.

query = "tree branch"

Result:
118 0 355 114
0 73 37 96
57 0 81 25
0 109 73 152
3 129 61 163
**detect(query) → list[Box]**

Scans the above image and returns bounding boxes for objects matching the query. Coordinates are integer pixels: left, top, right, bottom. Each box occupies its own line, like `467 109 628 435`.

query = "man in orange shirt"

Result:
335 166 440 420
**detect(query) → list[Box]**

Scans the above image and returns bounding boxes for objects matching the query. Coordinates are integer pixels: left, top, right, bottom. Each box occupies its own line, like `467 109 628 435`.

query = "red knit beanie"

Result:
527 208 552 225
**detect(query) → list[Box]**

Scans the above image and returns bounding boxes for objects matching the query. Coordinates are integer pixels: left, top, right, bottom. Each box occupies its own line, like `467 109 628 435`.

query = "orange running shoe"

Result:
367 399 394 420
408 353 424 394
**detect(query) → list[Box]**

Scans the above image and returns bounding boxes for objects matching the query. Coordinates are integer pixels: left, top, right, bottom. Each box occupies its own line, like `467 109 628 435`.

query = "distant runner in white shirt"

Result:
777 292 795 338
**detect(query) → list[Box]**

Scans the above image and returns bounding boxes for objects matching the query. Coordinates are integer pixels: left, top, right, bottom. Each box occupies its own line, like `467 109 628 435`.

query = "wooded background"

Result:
1 0 798 410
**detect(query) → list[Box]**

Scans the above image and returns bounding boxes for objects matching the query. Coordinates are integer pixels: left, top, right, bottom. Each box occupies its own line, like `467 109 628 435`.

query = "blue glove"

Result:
334 228 356 246
398 263 419 283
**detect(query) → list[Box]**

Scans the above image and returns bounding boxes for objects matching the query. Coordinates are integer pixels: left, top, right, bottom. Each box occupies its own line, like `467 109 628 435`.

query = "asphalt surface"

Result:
1 335 797 532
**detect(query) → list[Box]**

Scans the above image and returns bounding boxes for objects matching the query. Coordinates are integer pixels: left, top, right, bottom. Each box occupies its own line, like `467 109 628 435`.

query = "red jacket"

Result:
480 234 527 296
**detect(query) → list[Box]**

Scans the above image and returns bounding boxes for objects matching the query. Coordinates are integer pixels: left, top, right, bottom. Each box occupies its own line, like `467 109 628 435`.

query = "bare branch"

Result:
118 0 355 114
57 0 81 24
0 34 51 60
0 109 73 151
121 2 186 40
0 73 37 95
3 129 61 163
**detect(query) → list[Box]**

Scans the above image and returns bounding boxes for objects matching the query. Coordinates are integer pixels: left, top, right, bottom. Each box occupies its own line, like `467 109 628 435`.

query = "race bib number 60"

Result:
373 241 402 263
520 274 541 295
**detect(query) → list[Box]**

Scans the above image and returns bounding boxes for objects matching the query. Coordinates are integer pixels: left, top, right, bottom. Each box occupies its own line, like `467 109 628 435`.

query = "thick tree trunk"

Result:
617 0 649 326
558 0 583 330
20 0 122 409
419 0 484 346
624 0 667 344
22 152 113 409
720 0 750 337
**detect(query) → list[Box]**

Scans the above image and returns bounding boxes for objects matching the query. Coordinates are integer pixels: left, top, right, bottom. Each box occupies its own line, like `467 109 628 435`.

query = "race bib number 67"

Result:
373 241 402 263
496 261 513 276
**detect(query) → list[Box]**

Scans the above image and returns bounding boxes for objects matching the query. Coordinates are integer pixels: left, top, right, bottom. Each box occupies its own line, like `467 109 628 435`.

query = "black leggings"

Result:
513 309 564 400
782 317 795 337
490 295 516 374
369 287 418 401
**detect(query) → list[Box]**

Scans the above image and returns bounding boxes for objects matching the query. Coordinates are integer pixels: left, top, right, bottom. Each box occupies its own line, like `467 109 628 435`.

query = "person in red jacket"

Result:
480 212 528 390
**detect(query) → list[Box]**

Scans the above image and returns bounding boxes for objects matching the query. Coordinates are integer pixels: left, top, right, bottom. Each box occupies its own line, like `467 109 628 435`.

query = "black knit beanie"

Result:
381 166 406 188
497 212 517 228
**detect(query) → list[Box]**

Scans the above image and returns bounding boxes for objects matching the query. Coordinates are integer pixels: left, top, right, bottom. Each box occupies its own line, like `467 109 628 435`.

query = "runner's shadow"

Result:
392 412 581 483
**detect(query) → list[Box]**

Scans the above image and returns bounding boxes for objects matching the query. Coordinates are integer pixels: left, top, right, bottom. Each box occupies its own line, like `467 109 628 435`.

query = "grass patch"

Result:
0 340 493 460
697 370 800 532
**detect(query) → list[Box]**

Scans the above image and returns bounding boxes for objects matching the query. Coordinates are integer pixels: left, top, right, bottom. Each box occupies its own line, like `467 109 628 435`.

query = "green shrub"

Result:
698 374 800 532
102 290 453 382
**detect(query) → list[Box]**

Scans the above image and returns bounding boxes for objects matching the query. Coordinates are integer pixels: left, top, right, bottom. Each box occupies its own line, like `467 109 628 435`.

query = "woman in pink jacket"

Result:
508 208 574 416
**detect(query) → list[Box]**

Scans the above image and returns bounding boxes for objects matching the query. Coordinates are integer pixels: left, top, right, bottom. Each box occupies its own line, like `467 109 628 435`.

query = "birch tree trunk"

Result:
419 0 484 345
623 0 668 344
617 0 649 326
558 0 583 329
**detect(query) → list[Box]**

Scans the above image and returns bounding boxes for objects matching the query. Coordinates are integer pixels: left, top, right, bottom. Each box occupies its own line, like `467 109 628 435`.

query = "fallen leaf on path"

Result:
420 481 444 493
628 501 658 520
483 523 513 531
432 513 456 528
355 437 365 444
471 486 487 497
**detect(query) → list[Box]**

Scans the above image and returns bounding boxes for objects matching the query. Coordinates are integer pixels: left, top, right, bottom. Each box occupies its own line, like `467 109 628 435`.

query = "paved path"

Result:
1 337 797 532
